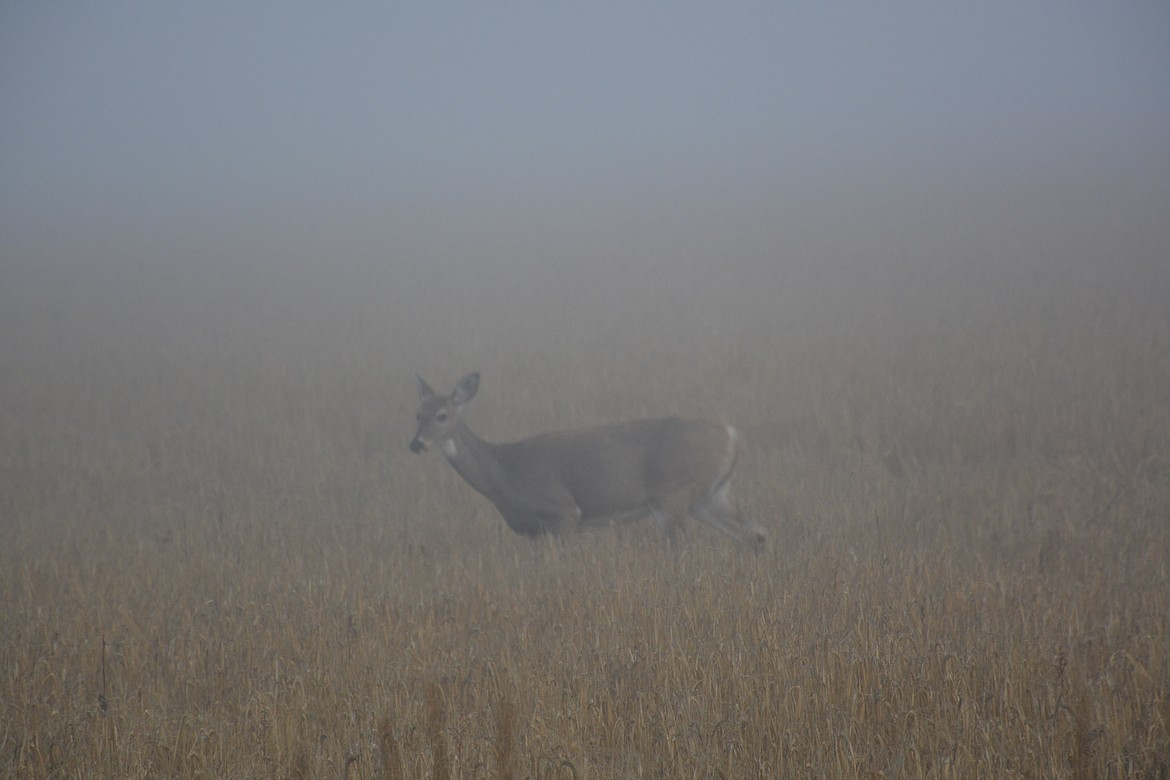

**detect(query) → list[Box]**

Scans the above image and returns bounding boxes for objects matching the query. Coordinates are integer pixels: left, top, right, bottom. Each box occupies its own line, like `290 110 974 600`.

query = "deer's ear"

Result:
417 375 436 401
452 372 479 406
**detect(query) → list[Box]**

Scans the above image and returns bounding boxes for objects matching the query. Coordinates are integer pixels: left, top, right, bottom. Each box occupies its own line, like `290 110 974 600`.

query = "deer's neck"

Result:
444 420 509 503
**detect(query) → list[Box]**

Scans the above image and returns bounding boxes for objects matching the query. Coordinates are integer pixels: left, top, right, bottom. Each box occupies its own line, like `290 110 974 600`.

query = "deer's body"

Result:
410 373 765 548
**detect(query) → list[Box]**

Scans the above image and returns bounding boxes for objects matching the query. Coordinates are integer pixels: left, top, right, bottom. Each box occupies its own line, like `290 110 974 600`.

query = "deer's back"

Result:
494 417 732 517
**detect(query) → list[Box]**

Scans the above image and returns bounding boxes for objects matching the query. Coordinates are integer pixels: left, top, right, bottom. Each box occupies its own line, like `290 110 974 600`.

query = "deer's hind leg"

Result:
690 461 766 550
690 481 743 539
648 493 690 546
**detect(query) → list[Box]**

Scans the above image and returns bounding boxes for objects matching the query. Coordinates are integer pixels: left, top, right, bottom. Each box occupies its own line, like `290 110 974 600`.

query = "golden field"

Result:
2 240 1168 778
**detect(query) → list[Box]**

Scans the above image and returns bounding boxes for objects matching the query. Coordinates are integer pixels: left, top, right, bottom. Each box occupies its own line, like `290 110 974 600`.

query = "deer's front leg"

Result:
501 503 581 538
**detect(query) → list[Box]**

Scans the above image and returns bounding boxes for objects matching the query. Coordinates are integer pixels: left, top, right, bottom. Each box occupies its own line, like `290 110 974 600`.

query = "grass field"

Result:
2 227 1169 777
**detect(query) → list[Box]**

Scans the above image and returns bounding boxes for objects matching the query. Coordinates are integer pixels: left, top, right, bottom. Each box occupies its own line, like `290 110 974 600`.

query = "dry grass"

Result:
1 255 1168 778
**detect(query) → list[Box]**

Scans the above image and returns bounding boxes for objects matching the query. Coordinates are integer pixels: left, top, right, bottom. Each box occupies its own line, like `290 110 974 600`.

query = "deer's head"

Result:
410 372 479 455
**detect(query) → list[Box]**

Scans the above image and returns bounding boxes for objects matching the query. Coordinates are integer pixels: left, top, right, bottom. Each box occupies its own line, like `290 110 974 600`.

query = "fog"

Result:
3 3 1169 403
7 10 1170 774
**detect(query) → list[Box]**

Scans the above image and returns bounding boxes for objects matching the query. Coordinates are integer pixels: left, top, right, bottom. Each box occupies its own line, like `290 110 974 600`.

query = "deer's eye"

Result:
435 411 449 423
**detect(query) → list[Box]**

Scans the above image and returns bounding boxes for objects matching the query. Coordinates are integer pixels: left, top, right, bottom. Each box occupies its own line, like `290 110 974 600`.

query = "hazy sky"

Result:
2 3 1169 271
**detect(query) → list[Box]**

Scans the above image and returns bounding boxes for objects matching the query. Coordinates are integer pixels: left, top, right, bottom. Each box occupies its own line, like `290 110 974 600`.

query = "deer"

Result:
410 372 765 549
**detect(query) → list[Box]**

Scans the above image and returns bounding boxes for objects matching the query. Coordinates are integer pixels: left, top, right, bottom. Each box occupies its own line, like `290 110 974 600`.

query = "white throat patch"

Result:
441 439 458 458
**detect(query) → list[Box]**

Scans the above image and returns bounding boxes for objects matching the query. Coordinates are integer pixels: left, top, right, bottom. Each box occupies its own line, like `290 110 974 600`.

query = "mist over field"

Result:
3 4 1168 390
5 151 1167 416
3 4 1169 777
